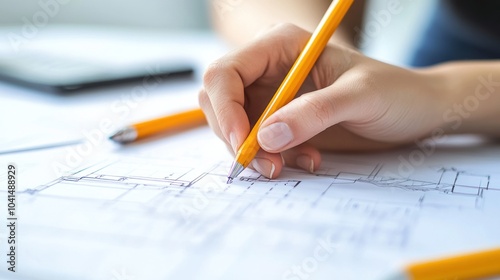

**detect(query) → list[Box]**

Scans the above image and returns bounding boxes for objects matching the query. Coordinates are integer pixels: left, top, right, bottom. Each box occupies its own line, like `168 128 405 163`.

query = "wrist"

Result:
411 65 454 136
419 62 500 136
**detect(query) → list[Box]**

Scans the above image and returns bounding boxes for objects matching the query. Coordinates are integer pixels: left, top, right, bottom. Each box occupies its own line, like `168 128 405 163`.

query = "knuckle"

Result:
262 23 301 37
273 22 301 33
299 94 332 129
198 88 210 108
355 68 383 103
353 67 378 91
264 23 309 46
203 60 226 87
336 45 360 70
342 66 386 121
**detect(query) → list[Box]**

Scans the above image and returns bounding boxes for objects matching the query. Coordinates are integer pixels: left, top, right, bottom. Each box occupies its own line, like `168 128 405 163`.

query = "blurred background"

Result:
0 0 211 30
0 0 435 65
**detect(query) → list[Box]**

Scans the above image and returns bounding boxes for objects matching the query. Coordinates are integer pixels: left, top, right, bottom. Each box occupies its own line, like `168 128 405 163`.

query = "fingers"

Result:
200 24 312 152
250 41 361 154
257 78 358 153
199 87 240 152
202 63 249 153
280 143 322 173
248 150 284 179
200 23 378 179
246 144 321 179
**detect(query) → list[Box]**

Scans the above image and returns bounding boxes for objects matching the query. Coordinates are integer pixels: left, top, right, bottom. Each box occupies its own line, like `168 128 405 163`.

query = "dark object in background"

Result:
0 52 194 93
410 0 500 67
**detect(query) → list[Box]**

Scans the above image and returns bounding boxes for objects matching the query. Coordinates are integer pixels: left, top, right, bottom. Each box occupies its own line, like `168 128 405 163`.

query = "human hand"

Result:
199 24 445 178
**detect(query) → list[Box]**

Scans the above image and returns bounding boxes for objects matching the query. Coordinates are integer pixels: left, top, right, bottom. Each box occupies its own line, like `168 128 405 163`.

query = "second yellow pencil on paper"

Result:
109 108 206 143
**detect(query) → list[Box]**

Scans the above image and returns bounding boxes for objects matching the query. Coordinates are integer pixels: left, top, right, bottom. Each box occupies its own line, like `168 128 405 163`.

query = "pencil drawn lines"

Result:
4 147 500 280
315 162 494 197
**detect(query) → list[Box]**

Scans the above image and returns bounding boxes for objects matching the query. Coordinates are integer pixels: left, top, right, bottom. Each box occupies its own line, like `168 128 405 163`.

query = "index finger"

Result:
201 24 312 151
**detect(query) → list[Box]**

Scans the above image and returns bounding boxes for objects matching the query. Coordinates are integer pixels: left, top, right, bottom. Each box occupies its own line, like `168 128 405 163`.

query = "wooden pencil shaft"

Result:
235 0 354 167
134 108 206 139
407 248 500 280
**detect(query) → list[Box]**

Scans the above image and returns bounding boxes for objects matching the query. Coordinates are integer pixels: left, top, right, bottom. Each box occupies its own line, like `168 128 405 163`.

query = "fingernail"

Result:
229 132 238 152
252 157 276 178
258 122 293 151
296 155 315 173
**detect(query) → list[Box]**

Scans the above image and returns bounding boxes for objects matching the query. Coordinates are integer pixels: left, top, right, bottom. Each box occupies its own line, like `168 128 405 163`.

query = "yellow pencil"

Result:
384 247 500 280
227 0 354 183
109 108 206 143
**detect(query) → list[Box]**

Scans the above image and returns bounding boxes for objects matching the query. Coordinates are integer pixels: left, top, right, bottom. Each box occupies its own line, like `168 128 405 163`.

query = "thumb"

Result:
257 84 357 153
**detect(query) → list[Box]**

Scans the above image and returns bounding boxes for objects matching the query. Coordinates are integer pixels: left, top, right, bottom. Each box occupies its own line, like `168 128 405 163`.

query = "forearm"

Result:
424 61 500 137
209 0 365 47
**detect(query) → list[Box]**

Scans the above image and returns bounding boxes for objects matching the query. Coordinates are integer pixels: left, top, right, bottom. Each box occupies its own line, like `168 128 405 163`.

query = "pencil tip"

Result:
108 127 137 143
108 130 123 142
227 161 245 185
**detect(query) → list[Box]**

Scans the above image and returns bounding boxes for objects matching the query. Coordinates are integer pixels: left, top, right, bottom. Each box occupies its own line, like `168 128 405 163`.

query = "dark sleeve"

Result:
409 0 500 67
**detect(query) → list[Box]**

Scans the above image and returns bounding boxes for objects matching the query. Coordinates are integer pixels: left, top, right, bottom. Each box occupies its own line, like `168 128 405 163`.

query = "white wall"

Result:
0 0 435 65
0 0 210 30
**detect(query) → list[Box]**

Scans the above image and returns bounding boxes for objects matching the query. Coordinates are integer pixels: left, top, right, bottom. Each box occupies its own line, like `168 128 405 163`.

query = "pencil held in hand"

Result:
227 0 354 183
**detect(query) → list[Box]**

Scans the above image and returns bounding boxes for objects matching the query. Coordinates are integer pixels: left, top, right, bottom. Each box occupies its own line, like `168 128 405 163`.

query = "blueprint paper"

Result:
1 129 499 280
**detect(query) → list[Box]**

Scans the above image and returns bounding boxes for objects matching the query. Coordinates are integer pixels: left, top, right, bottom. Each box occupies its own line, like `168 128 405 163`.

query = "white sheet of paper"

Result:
0 26 499 280
1 128 499 280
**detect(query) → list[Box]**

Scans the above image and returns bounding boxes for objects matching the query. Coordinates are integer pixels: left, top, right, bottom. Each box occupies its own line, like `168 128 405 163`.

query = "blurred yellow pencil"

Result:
384 247 500 280
109 108 206 143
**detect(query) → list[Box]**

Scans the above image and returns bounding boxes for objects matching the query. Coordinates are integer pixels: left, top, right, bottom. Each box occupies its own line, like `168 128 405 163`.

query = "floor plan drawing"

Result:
2 147 500 280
